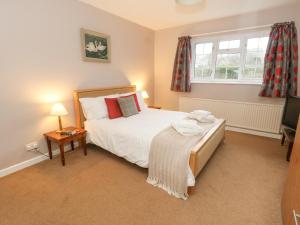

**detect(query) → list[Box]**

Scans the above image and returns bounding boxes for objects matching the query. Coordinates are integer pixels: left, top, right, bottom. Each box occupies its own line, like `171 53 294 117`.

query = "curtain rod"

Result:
189 24 272 38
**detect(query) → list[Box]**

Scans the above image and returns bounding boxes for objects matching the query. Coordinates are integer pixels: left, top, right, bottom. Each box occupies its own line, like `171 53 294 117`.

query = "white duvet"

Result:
85 108 221 186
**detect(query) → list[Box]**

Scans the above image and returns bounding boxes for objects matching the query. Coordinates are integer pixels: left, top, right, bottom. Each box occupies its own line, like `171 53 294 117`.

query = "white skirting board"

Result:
0 154 49 178
0 144 78 178
225 126 282 139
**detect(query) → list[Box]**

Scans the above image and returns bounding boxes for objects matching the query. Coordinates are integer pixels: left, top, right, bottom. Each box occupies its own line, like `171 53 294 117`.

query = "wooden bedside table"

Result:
148 105 162 109
44 126 87 166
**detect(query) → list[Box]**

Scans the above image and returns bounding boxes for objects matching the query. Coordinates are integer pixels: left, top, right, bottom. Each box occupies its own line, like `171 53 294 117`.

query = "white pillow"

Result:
79 94 119 120
119 91 146 111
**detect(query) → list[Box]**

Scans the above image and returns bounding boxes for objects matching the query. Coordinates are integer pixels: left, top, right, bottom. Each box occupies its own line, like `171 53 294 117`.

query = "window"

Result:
191 31 269 84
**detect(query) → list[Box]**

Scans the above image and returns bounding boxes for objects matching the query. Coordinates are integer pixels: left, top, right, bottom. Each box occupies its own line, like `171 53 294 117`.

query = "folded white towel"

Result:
172 120 204 136
188 114 217 123
191 110 212 117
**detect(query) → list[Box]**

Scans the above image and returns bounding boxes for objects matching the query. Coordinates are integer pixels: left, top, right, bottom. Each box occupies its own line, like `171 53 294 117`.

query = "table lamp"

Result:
142 90 149 99
50 103 68 131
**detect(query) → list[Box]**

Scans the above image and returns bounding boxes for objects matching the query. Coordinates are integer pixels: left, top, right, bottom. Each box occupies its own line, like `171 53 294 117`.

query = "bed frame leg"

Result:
188 152 197 196
188 186 196 195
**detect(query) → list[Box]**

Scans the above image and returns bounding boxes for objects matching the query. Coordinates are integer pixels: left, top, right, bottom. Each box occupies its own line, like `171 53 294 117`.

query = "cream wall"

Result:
1 0 299 171
0 0 154 169
154 2 300 110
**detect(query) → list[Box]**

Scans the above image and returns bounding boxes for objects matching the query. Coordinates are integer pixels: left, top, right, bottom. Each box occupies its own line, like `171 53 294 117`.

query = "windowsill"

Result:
190 80 262 85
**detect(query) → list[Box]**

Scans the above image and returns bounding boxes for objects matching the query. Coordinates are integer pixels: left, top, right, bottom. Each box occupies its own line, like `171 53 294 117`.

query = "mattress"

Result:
85 108 224 186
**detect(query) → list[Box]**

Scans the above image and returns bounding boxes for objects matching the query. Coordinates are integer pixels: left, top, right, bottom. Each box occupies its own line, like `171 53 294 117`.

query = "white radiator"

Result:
179 97 284 134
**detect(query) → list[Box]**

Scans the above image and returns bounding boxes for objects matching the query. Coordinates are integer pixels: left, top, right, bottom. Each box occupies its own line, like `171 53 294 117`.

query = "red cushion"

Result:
121 93 141 112
105 98 123 119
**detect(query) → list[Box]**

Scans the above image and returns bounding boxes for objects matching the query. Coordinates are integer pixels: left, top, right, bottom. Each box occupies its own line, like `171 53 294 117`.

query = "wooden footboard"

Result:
189 120 226 178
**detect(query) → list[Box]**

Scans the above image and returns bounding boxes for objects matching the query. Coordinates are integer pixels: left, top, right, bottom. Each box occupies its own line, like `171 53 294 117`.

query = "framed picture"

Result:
80 28 111 63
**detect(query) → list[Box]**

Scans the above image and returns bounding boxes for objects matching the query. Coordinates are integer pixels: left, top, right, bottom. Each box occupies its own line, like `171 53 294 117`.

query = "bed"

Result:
73 85 225 192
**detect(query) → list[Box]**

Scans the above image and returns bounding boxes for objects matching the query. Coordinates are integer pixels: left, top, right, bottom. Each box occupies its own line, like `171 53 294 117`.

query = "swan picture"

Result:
85 41 97 52
96 41 107 51
85 40 107 53
81 28 111 63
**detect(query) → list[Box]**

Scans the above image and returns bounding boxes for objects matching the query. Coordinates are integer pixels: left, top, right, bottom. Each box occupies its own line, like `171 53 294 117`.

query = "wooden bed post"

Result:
188 152 197 194
73 91 82 129
189 152 197 175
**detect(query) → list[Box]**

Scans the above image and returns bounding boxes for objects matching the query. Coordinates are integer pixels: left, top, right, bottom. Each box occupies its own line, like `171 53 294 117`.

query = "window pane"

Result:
243 36 268 80
229 40 240 49
247 37 269 51
203 68 212 76
215 67 226 79
215 67 239 79
219 40 240 49
244 66 264 79
195 67 212 79
204 43 213 54
216 53 240 66
219 41 228 50
244 67 256 77
195 55 209 66
196 44 204 54
259 37 269 51
245 53 264 66
194 42 213 79
247 38 259 50
215 53 240 79
256 67 264 76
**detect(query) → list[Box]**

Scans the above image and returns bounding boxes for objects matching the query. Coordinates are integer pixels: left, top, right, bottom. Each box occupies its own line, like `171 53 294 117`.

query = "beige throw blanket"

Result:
147 126 207 200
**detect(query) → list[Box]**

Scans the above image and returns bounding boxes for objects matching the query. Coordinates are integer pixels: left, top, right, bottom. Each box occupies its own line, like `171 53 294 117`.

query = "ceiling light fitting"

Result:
176 0 203 6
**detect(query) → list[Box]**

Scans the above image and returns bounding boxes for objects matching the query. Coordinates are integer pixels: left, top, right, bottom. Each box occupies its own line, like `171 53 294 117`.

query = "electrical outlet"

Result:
25 142 39 151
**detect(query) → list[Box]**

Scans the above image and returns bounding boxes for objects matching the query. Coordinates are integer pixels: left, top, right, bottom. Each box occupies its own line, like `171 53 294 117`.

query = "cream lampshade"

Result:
50 103 68 131
142 90 149 99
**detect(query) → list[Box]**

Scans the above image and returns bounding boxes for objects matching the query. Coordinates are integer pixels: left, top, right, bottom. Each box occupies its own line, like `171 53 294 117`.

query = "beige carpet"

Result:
0 131 288 225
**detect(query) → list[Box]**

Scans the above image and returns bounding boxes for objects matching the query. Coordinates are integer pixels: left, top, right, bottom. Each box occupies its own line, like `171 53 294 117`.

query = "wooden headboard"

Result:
73 85 136 128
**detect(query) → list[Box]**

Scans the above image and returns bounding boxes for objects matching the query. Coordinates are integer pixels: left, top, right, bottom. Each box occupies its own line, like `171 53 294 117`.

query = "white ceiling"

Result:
79 0 297 30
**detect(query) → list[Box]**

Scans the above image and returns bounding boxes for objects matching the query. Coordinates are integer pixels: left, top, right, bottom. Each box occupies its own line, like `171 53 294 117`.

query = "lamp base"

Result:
58 116 63 131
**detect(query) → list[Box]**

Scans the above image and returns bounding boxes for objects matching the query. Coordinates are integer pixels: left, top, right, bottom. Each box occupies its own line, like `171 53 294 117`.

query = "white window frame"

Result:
190 30 269 85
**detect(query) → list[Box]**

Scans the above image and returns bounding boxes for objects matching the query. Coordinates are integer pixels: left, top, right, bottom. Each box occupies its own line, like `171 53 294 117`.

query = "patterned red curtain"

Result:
259 22 298 97
171 36 192 92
